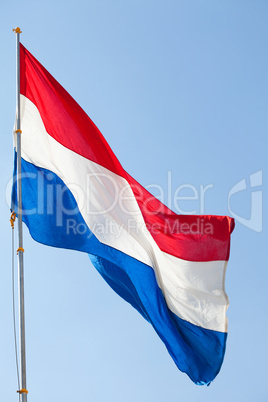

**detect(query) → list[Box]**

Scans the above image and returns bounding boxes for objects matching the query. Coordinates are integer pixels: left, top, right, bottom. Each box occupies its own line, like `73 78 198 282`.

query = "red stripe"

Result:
20 44 125 178
126 173 234 261
20 44 234 262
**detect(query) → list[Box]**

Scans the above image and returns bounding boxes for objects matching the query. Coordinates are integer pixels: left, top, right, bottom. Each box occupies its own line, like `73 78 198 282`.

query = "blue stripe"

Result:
12 154 227 385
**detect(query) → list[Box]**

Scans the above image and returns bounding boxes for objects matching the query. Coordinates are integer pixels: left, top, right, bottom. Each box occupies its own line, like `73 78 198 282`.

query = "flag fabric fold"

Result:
12 44 234 385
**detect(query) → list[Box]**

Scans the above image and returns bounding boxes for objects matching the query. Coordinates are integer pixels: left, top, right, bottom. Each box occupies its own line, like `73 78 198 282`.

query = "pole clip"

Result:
17 247 25 254
17 389 28 394
13 27 22 34
15 129 22 134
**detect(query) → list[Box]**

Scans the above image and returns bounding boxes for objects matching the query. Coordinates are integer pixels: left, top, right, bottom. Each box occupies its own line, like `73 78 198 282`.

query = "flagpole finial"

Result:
13 27 22 34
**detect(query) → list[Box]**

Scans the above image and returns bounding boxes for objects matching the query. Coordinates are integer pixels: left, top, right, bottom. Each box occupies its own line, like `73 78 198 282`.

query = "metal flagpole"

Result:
13 27 28 402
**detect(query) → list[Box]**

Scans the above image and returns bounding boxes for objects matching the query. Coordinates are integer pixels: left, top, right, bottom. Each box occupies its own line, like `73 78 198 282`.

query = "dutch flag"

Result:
12 44 234 385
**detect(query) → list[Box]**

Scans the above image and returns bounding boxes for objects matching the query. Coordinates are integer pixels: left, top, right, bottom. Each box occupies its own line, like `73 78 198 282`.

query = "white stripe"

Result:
18 95 229 332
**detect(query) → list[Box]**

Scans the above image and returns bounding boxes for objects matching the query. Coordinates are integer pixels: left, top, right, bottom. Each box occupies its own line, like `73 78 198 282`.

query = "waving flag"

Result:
12 44 234 385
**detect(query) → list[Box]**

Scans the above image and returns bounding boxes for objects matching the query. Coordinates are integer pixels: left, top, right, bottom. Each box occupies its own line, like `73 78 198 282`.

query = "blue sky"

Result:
0 1 267 401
